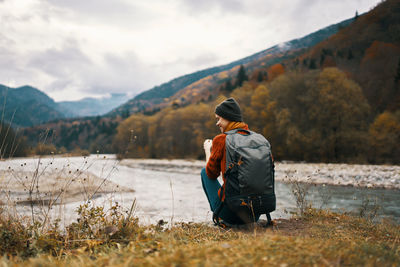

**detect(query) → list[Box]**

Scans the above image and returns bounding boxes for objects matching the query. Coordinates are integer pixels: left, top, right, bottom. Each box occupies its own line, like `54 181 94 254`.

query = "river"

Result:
0 155 399 226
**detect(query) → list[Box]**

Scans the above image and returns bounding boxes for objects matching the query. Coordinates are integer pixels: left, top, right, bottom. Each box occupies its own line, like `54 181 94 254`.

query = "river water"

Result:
1 155 399 226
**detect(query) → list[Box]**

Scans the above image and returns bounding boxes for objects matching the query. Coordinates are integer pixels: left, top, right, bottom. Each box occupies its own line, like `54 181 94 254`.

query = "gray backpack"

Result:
214 128 276 225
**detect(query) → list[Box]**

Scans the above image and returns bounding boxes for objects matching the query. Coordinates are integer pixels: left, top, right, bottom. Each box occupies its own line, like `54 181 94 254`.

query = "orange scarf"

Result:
224 121 248 132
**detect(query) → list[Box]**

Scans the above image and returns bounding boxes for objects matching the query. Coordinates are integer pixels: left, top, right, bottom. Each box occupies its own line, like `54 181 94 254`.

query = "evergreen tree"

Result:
320 54 325 66
219 79 234 94
347 49 354 60
257 71 268 82
395 58 400 83
309 58 317 69
225 79 234 92
236 65 248 87
121 109 130 119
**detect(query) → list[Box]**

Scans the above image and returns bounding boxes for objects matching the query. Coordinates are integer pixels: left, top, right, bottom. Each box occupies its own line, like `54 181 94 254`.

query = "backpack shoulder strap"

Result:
225 128 251 135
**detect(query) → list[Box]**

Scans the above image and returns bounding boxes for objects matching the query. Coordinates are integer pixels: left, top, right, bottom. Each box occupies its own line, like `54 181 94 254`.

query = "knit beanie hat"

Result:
215 97 243 122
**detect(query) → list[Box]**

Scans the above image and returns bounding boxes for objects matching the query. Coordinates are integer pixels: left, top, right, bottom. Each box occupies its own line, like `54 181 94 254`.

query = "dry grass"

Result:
0 208 399 266
0 154 398 266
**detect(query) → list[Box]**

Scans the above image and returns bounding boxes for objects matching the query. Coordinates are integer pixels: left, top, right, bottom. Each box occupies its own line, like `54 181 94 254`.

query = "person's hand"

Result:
203 139 212 163
203 139 212 152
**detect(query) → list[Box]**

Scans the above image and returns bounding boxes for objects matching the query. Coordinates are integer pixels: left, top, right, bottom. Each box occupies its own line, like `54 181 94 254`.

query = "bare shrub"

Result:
286 176 312 216
317 184 333 209
358 194 381 221
0 154 123 233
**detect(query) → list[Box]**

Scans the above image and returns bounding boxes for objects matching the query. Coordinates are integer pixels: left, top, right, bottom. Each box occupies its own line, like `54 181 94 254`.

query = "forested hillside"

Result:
22 116 120 154
285 0 400 113
19 0 400 163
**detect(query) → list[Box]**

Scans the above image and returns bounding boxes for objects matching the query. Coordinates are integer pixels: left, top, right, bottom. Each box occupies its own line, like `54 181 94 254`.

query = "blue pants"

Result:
201 168 259 224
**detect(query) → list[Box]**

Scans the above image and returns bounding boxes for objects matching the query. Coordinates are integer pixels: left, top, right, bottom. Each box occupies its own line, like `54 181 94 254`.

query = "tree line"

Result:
8 67 399 164
113 67 399 164
0 123 28 158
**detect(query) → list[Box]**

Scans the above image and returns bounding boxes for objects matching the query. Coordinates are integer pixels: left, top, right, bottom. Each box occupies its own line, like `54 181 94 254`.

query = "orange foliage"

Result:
362 41 400 64
267 64 285 81
321 56 336 68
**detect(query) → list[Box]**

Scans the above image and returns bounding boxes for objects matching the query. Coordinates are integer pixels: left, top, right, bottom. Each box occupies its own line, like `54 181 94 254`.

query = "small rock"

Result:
104 225 118 236
221 243 231 249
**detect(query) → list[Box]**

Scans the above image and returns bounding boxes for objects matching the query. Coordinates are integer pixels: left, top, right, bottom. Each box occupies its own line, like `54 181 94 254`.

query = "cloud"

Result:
86 52 157 95
26 42 160 98
41 0 157 29
186 52 221 68
0 0 383 101
28 40 92 79
0 40 44 90
180 0 245 14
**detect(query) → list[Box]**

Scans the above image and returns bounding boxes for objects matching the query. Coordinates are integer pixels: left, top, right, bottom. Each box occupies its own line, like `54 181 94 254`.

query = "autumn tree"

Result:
267 63 285 81
113 103 217 159
246 84 271 133
231 82 257 121
369 111 400 163
269 71 313 160
269 68 370 162
245 84 282 158
112 114 152 158
309 68 370 162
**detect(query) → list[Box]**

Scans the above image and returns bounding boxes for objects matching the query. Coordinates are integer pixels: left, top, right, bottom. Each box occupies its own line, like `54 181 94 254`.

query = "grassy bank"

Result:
0 207 399 266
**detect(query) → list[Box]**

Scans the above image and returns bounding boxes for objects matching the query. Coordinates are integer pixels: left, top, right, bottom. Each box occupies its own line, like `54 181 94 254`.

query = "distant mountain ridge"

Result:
109 17 354 116
0 84 66 127
58 93 129 117
0 85 130 127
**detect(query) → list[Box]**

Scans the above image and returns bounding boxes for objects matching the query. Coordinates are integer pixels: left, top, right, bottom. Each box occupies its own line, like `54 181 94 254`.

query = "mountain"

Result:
58 93 129 117
109 17 354 116
0 85 67 127
0 84 130 127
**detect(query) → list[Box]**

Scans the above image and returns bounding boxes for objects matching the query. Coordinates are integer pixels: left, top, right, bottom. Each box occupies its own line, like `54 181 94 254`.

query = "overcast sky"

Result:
0 0 382 101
